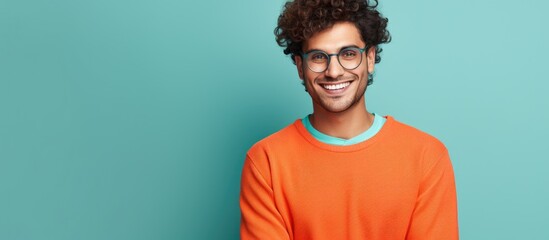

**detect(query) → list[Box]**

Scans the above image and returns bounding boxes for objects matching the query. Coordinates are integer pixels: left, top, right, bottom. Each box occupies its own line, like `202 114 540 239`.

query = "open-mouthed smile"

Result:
321 82 351 90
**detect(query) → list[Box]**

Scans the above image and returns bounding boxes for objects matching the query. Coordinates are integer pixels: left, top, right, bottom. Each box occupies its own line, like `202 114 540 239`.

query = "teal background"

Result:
1 0 548 239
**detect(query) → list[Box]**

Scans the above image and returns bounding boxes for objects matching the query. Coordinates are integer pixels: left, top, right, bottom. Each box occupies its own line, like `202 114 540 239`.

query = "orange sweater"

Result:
240 116 458 239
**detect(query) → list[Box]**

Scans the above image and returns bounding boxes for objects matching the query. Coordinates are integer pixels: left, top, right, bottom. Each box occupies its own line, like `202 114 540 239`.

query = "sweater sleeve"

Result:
240 154 290 240
406 149 459 240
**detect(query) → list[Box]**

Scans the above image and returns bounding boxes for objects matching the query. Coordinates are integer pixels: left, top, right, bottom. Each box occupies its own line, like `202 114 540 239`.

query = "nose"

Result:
324 55 345 79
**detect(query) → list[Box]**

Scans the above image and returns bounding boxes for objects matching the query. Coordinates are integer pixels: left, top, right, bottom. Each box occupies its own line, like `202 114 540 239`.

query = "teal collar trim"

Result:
302 113 386 146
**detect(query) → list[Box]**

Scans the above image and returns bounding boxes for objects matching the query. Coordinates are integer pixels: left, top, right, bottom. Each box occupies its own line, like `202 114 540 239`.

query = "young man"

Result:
240 0 458 239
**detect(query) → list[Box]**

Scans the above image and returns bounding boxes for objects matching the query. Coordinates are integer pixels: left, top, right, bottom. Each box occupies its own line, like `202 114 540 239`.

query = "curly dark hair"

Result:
275 0 391 85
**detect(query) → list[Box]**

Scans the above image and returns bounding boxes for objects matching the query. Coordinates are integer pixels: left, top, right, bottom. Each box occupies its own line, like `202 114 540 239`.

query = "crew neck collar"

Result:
294 115 394 152
302 113 386 146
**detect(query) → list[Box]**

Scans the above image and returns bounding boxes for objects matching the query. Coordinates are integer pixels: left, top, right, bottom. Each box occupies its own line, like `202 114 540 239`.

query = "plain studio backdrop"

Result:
1 0 547 239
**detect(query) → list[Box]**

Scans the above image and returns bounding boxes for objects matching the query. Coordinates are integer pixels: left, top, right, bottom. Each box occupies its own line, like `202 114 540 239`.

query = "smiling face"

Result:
295 22 375 113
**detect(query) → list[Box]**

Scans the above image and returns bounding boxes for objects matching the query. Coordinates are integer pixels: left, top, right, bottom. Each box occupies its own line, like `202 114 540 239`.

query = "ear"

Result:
366 46 376 74
294 55 304 80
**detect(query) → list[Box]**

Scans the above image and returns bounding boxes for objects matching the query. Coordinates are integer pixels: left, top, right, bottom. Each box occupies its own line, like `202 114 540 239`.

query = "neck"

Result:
309 97 374 139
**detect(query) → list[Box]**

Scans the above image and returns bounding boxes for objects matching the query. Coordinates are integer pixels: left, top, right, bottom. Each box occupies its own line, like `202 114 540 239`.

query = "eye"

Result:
340 49 358 59
308 52 328 63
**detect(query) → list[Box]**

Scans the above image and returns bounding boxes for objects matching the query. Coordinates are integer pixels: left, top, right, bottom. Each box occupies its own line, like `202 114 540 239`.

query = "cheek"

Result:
351 67 368 81
304 72 320 84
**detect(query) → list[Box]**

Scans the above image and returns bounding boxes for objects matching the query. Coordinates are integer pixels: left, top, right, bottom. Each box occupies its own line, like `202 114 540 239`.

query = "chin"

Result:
318 100 355 113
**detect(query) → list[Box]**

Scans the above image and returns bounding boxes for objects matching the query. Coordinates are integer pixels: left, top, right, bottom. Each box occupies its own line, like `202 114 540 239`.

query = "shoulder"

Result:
243 120 303 184
385 116 448 159
246 119 303 161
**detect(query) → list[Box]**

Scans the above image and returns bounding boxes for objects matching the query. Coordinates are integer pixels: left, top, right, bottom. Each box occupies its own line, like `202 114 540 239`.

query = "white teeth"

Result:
322 82 350 90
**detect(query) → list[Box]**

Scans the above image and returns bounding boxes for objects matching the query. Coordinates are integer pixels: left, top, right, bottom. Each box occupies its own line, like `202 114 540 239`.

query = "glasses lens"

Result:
338 48 362 70
306 51 329 72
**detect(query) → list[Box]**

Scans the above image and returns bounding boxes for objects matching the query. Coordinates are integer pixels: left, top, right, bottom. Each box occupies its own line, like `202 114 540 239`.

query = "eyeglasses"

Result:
301 46 369 73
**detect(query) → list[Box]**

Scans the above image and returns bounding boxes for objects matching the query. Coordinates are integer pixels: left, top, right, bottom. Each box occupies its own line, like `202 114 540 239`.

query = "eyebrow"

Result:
303 45 362 54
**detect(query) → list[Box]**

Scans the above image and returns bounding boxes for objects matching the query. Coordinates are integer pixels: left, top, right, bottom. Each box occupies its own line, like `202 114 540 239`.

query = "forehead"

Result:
303 22 365 52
